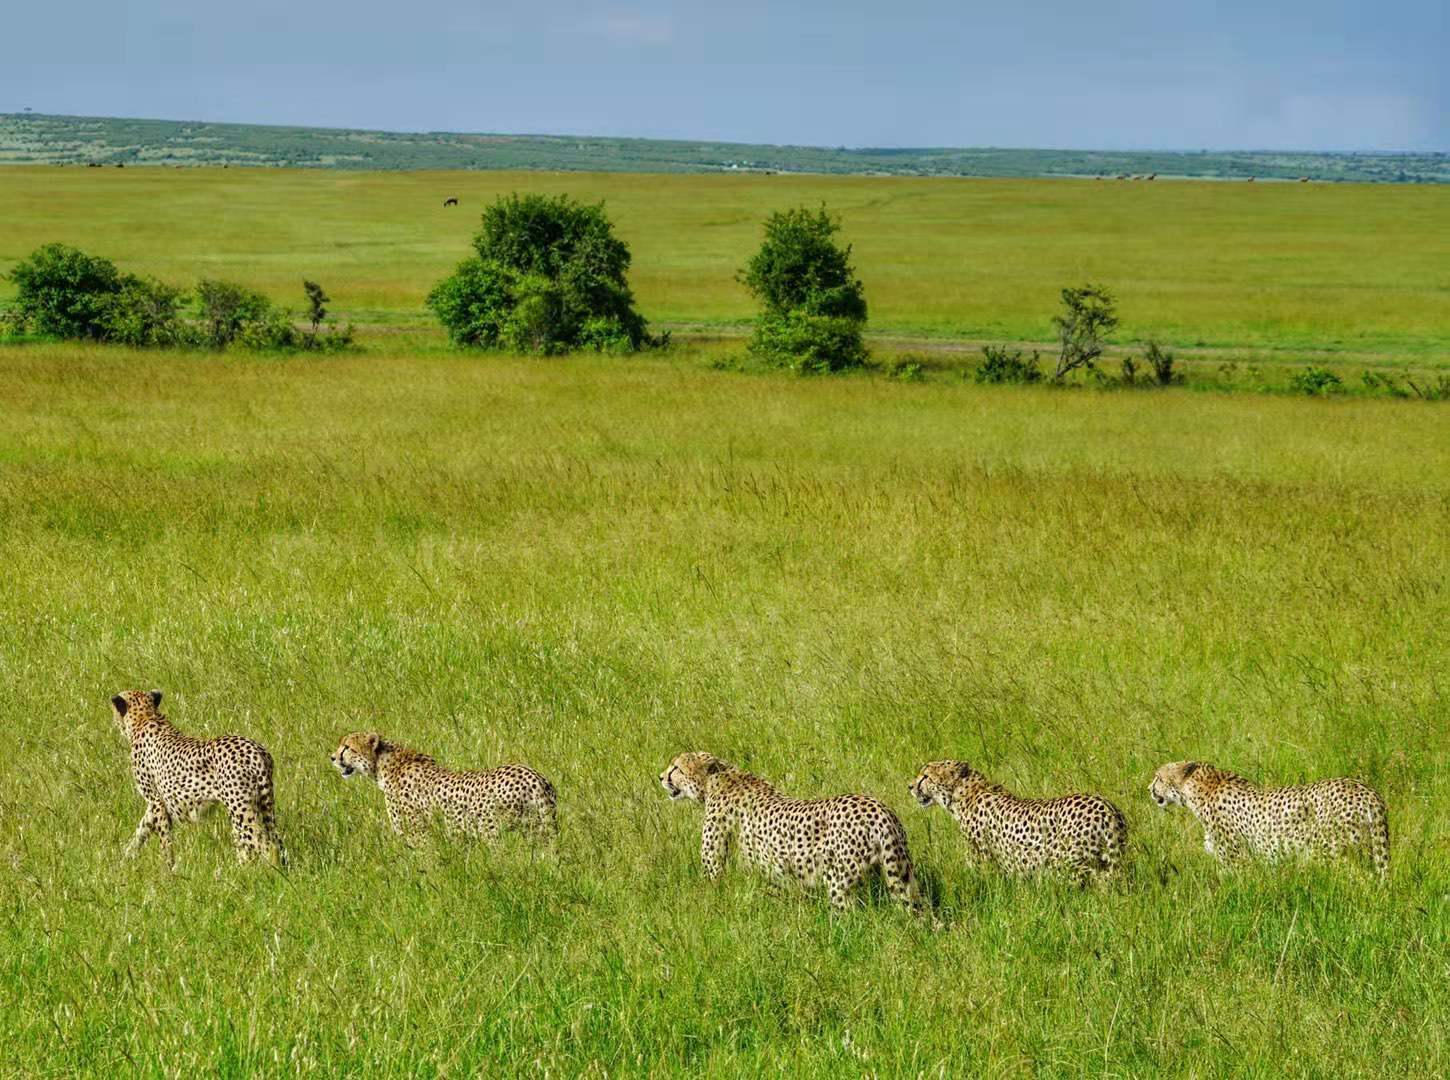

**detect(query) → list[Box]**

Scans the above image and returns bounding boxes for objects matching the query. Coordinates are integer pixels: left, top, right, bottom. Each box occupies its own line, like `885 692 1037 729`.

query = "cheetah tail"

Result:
258 769 287 868
1369 807 1390 882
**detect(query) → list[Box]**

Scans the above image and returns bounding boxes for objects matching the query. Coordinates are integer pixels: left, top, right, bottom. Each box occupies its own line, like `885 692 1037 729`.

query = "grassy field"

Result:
2 166 1448 359
1 343 1447 1074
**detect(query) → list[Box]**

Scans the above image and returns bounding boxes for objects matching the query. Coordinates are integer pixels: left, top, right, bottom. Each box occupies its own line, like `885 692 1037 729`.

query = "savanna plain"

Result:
1 166 1448 1075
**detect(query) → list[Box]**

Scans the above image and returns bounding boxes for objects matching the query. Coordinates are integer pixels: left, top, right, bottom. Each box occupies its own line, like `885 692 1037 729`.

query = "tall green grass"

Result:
2 166 1448 356
1 345 1446 1073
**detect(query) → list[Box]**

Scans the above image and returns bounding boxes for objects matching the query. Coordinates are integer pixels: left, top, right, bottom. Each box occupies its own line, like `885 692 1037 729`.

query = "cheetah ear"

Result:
1180 762 1200 780
111 694 129 716
702 755 728 775
149 690 163 710
365 733 382 753
953 762 974 781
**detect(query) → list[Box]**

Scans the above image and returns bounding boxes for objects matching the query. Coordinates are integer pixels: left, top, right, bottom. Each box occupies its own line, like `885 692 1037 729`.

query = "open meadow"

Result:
2 166 1449 363
1 341 1447 1073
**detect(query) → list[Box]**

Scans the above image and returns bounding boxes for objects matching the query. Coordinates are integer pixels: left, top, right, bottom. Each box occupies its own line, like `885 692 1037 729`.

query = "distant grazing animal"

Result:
911 761 1127 886
332 732 557 846
660 751 921 911
1116 174 1128 180
110 690 285 868
443 197 459 207
1150 761 1388 879
1299 176 1309 182
1147 173 1157 180
1246 176 1255 182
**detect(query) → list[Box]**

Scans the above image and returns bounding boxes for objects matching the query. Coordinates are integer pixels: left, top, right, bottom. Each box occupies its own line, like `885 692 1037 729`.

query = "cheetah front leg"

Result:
700 809 730 881
125 803 173 867
385 795 429 847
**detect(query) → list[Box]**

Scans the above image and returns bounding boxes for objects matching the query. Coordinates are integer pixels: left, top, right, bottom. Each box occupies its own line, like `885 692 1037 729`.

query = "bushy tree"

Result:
8 243 125 339
739 206 868 373
102 276 190 347
427 193 652 353
195 279 275 349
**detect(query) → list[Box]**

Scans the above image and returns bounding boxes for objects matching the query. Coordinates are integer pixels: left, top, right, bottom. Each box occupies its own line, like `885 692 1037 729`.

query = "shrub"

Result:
1052 284 1118 381
749 311 868 374
1405 373 1450 401
101 276 191 348
1289 366 1344 396
427 193 653 353
1361 371 1410 399
974 344 1043 384
8 243 125 340
195 279 274 349
740 205 868 372
1143 340 1181 385
1119 355 1139 384
885 354 927 382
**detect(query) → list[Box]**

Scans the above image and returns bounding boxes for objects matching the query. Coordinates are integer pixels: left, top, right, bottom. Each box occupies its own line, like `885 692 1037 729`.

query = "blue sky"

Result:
5 0 1446 150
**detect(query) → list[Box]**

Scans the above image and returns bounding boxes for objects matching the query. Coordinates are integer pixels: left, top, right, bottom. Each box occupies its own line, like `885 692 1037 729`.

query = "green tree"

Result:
427 194 652 353
738 206 868 373
1052 284 1119 381
8 243 125 340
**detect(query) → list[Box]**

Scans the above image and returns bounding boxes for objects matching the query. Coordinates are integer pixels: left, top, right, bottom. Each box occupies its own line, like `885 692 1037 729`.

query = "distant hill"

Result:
1 112 1446 183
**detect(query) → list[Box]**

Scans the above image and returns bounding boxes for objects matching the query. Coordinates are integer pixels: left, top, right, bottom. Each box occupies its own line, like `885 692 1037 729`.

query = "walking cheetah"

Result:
911 760 1127 885
331 732 557 846
659 751 921 911
1150 761 1389 878
110 689 285 867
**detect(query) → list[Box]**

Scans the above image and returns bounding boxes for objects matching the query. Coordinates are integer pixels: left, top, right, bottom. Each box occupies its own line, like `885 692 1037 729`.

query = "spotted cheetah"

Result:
110 690 285 867
1150 761 1389 879
659 751 921 911
331 732 557 846
911 760 1127 885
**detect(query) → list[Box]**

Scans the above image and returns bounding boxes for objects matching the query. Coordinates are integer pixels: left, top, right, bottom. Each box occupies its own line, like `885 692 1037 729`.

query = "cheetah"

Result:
659 751 921 911
911 760 1127 885
331 732 557 846
1150 761 1389 879
110 689 285 867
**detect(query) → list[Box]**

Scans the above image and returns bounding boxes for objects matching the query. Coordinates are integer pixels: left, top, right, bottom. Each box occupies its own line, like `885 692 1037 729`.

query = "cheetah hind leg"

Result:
882 844 924 914
226 801 265 864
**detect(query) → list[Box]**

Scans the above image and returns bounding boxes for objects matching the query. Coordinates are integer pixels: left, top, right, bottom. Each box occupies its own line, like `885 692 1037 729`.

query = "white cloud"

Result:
584 12 674 46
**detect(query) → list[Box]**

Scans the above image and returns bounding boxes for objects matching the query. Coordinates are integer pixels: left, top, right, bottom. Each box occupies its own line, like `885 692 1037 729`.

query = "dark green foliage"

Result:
8 243 125 339
975 344 1043 384
303 280 329 333
101 276 190 347
1143 340 1181 385
427 194 652 354
1052 284 1119 381
1289 366 1344 395
740 206 868 372
195 279 275 349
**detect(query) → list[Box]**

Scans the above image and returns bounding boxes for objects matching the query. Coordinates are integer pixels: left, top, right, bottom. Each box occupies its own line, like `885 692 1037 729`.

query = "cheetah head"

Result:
911 760 981 810
333 732 386 780
660 751 729 802
110 690 163 737
1150 761 1203 809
